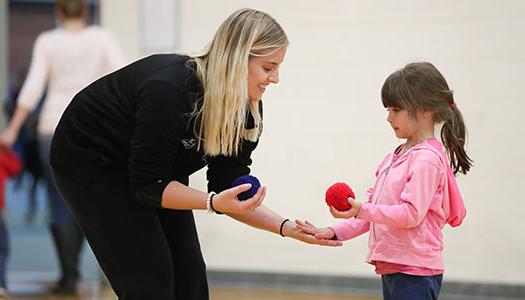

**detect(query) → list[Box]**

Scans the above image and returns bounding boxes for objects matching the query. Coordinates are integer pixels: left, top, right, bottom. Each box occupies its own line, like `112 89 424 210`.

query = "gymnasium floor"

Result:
6 280 380 300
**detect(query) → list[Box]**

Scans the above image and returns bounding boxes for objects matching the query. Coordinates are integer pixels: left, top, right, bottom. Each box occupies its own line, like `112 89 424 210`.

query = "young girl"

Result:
297 62 472 300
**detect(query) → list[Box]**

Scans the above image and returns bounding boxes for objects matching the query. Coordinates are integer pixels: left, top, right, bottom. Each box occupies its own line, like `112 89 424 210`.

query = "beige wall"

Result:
102 0 525 285
100 0 140 60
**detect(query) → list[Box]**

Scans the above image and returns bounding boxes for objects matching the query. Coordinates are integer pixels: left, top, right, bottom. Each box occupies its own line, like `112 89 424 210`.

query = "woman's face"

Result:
247 47 287 102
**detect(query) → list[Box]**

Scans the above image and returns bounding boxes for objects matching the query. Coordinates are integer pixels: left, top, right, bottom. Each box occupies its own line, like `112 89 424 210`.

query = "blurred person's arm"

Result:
0 34 49 148
0 107 32 148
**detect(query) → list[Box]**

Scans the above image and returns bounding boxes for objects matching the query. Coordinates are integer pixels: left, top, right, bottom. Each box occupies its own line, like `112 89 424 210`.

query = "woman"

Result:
50 8 340 300
0 0 124 294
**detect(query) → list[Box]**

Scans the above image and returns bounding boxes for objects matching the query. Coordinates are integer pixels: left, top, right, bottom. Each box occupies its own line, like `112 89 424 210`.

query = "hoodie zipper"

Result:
371 157 393 242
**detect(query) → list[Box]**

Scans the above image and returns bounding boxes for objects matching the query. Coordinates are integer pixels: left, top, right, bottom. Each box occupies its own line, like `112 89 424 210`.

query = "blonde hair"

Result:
191 8 288 156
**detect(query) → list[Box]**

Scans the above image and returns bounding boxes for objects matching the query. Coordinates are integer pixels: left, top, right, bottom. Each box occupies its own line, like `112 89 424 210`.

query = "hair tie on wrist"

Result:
450 102 457 109
279 219 290 237
207 192 223 215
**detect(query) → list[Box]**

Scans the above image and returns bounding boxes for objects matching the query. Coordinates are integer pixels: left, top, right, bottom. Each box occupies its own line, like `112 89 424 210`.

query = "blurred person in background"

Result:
0 0 125 294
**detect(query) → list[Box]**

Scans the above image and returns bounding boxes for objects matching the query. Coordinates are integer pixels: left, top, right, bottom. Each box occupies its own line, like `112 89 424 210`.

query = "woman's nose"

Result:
269 70 279 84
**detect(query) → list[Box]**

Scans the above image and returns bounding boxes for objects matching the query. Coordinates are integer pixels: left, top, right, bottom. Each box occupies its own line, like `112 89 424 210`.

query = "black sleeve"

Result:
206 139 259 193
131 79 190 207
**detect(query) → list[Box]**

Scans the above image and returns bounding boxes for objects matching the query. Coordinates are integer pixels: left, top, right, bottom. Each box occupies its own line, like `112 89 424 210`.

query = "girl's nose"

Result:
387 111 393 123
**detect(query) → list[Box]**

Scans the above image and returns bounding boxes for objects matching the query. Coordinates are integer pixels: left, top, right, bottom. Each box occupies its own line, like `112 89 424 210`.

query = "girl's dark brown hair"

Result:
381 62 473 175
56 0 86 18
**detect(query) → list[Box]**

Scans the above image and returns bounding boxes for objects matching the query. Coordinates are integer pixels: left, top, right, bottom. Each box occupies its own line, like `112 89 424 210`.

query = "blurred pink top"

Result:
17 26 126 135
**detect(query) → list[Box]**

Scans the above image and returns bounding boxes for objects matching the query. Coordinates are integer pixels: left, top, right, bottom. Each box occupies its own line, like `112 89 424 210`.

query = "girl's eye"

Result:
263 67 272 72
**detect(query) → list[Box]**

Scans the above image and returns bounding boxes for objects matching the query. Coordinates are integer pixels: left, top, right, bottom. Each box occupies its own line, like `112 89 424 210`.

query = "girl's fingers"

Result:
316 230 333 240
309 235 341 247
297 225 311 234
295 219 310 227
315 232 327 239
297 226 317 235
318 237 342 246
295 223 315 232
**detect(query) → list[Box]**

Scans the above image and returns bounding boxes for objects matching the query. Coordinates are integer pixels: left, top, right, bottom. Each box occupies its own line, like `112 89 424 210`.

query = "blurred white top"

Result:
17 25 126 135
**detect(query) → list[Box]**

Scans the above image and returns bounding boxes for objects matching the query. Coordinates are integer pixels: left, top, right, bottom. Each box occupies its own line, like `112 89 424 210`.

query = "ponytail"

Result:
440 105 473 175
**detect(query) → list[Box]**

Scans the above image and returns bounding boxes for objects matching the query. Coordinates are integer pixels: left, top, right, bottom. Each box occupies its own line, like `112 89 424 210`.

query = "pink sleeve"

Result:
357 160 441 228
17 34 49 111
329 218 370 241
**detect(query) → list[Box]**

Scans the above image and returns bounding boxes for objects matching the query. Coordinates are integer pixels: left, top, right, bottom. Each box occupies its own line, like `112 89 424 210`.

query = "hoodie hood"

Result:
411 138 466 227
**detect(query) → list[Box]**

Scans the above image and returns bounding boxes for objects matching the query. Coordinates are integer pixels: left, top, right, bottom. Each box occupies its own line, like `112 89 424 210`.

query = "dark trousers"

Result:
51 170 209 300
39 135 84 287
382 273 443 300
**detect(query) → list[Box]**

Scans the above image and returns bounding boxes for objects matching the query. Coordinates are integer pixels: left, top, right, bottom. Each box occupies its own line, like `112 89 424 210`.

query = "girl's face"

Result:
247 47 287 102
387 107 434 142
386 107 419 139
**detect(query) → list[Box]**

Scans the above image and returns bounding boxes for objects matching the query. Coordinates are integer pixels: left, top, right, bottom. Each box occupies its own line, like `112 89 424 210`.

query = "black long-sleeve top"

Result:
50 54 261 208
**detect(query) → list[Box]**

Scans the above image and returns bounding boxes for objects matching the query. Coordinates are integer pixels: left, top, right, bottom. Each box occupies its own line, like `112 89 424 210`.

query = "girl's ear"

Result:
422 111 434 120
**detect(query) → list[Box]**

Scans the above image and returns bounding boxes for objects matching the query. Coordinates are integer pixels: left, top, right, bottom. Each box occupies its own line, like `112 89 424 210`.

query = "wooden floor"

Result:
211 288 379 300
5 280 380 300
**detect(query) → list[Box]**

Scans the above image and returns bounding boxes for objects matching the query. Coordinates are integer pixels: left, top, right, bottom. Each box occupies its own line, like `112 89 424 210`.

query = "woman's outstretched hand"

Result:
213 184 266 214
329 197 361 219
282 219 342 247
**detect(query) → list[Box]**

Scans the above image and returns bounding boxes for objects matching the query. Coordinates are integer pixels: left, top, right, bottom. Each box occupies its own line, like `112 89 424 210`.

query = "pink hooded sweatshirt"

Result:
330 138 466 271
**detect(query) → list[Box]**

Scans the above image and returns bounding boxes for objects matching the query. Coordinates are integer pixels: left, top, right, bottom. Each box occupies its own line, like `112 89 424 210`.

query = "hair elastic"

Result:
450 102 457 109
279 219 290 237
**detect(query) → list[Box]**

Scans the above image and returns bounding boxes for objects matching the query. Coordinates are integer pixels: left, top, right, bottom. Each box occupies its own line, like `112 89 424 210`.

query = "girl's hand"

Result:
283 220 341 247
213 184 266 214
329 197 361 219
295 219 336 240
